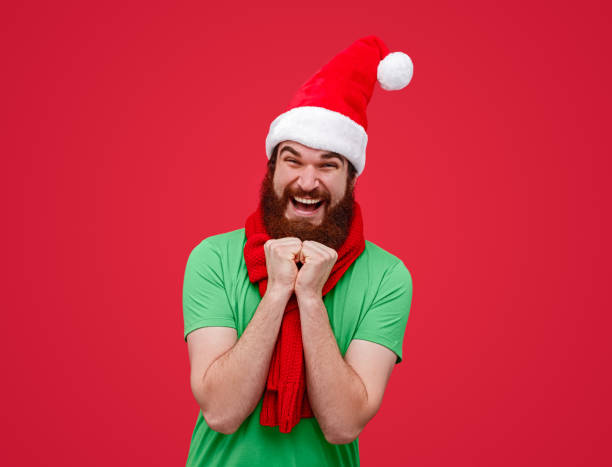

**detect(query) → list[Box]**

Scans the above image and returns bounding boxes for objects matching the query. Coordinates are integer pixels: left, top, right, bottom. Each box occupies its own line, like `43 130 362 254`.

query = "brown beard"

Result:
259 170 354 251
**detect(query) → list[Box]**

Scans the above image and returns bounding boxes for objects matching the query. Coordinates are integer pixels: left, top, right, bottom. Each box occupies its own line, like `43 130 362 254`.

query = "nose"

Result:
296 165 319 192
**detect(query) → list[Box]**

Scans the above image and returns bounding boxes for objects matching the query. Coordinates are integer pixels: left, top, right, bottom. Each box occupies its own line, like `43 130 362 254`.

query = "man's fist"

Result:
264 237 302 297
294 240 338 299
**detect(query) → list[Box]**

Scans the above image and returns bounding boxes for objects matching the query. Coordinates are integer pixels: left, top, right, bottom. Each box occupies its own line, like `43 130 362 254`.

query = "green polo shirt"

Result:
182 228 413 466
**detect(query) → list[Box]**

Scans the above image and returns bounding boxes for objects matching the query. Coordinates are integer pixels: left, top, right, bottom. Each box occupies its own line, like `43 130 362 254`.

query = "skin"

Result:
187 140 397 443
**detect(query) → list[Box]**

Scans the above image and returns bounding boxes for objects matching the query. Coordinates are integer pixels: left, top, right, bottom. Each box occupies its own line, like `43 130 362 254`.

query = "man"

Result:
182 36 414 466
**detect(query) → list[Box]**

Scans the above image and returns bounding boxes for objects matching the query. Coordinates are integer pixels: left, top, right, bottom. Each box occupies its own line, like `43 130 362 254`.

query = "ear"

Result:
347 174 356 192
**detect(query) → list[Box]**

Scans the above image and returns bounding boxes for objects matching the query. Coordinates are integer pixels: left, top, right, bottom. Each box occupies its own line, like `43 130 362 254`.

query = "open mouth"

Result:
290 196 325 215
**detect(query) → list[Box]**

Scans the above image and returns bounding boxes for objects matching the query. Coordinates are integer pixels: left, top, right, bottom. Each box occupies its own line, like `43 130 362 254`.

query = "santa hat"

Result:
265 35 413 176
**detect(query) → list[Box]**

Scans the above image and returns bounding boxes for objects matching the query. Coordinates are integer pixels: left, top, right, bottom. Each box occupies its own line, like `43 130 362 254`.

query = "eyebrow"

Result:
279 145 346 166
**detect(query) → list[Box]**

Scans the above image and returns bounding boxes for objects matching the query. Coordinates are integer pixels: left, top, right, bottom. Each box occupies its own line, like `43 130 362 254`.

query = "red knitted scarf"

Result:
243 201 365 433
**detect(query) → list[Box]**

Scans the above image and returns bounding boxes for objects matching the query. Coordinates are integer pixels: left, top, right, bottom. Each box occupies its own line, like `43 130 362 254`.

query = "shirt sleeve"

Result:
182 239 237 341
352 260 413 363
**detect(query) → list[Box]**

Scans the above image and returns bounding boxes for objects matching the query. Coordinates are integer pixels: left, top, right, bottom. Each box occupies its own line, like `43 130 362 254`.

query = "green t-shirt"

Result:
182 228 413 467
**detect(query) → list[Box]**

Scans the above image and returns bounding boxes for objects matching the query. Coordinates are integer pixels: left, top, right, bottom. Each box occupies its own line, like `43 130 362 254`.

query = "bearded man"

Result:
182 36 414 466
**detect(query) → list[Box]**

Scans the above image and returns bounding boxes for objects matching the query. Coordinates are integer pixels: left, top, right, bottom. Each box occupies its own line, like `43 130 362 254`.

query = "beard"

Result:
259 170 355 251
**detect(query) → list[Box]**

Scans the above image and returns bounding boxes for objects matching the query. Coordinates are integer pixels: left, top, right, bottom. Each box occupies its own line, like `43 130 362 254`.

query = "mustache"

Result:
282 185 331 203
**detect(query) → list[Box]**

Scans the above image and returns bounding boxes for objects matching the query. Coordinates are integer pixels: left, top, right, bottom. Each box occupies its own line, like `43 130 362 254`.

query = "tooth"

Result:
294 196 321 204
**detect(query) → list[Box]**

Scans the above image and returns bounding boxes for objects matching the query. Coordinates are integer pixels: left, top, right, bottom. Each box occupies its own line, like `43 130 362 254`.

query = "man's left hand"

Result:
294 240 338 299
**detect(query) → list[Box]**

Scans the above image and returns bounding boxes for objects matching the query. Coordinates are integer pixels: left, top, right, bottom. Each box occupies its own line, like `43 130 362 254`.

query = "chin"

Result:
285 214 322 226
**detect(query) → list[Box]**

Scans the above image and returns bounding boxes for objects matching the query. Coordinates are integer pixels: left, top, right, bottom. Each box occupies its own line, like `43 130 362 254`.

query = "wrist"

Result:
264 284 293 303
295 288 324 306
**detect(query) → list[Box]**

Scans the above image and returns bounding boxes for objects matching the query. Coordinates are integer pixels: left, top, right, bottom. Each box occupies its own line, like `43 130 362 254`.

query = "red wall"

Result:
3 1 611 465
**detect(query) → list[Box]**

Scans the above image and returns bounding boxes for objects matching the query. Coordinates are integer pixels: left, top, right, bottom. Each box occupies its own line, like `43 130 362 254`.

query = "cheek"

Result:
272 172 288 198
325 175 348 204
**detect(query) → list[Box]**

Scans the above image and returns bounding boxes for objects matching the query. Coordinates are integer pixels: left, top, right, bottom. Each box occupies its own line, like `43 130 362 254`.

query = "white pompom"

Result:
377 51 413 91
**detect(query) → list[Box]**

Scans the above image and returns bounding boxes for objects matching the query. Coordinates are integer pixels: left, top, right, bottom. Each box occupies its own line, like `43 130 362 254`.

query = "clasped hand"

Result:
264 237 338 299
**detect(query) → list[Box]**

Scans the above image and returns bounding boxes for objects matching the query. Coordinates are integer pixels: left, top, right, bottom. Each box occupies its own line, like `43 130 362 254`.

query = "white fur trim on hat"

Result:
265 106 368 176
377 52 413 91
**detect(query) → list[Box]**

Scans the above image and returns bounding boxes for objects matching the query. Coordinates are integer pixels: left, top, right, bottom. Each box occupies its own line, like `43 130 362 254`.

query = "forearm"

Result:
199 289 289 433
297 294 368 444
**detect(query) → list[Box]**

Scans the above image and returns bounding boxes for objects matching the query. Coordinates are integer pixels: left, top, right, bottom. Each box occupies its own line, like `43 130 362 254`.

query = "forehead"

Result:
277 141 347 165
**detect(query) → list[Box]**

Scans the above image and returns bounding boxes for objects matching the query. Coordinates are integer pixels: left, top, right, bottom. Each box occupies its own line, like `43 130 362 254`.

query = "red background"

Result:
3 1 611 466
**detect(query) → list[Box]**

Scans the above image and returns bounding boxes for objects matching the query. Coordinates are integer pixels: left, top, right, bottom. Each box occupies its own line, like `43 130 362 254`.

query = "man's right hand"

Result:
264 237 302 297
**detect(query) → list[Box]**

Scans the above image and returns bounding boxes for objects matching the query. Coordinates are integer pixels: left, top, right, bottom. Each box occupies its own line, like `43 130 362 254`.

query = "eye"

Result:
322 163 338 169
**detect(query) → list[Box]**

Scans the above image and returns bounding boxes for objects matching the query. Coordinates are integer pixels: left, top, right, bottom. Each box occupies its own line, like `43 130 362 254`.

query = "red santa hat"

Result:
265 35 413 176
